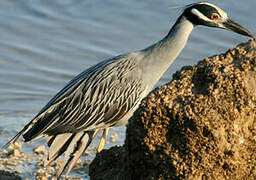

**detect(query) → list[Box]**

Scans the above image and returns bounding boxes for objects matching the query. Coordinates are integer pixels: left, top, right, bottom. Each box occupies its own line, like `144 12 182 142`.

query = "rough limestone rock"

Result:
89 40 256 180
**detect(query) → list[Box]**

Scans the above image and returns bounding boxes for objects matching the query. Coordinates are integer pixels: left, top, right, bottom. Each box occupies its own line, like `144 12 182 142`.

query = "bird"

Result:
2 1 254 178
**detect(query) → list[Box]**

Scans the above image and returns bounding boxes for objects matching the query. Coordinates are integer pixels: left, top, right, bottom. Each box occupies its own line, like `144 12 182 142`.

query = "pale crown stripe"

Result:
198 2 228 18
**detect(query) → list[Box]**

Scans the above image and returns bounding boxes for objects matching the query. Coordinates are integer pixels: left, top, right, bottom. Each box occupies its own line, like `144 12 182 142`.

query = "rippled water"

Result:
0 0 255 178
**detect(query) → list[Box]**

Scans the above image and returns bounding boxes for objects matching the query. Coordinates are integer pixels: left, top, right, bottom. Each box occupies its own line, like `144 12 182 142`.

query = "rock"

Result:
35 168 49 179
13 142 22 150
89 40 256 180
33 145 47 155
90 146 125 180
12 149 21 157
110 133 118 143
14 169 22 174
7 149 21 157
0 170 22 180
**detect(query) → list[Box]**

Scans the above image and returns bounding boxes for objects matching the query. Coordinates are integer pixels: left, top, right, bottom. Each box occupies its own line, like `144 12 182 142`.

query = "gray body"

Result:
22 16 193 139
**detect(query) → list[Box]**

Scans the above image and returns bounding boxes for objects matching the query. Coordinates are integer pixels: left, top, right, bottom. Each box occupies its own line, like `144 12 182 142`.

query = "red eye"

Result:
210 14 219 20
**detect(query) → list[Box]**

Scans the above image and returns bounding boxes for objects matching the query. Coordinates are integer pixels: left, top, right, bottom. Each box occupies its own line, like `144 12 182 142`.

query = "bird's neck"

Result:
141 16 194 90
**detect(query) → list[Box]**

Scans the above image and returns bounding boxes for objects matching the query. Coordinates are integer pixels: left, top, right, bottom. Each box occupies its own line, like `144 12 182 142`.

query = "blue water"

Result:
0 0 255 178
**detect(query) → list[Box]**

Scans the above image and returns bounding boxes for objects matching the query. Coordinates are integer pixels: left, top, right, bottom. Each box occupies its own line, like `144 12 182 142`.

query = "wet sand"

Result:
0 132 120 179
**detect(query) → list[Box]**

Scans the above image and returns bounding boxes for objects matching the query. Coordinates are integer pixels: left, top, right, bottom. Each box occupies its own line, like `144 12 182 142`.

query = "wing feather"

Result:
19 53 145 141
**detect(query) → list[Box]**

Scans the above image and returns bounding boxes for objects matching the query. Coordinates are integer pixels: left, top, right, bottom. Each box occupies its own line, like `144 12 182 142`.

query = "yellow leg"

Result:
97 128 109 153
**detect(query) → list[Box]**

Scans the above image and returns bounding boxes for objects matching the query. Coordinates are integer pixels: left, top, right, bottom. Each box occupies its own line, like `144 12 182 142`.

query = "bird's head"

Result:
183 2 255 38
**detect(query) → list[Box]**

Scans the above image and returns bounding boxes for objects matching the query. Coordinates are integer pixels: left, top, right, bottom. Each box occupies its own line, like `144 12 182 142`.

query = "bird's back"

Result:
20 52 146 142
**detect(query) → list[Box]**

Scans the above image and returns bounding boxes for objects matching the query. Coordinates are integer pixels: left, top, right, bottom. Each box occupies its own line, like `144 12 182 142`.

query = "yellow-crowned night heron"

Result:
3 2 254 177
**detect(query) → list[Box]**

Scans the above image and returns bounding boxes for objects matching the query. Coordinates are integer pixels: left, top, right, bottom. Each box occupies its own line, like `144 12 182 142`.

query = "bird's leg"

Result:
97 128 109 153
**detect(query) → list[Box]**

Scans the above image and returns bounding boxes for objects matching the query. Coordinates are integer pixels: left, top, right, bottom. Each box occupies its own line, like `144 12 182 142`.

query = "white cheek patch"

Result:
191 8 212 22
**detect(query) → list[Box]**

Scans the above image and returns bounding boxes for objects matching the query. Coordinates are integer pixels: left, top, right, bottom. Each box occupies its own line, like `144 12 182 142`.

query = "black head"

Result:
182 2 254 38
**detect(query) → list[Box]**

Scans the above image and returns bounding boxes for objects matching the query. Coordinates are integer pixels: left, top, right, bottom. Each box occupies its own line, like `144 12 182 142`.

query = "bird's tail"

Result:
1 117 43 150
1 131 23 150
45 130 99 178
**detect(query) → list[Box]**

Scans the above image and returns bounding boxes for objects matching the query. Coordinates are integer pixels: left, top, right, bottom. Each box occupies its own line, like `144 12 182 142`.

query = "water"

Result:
0 0 255 178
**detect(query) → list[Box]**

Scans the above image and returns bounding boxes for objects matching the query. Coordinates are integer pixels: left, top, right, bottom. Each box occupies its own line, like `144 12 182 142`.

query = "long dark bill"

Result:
223 19 255 38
